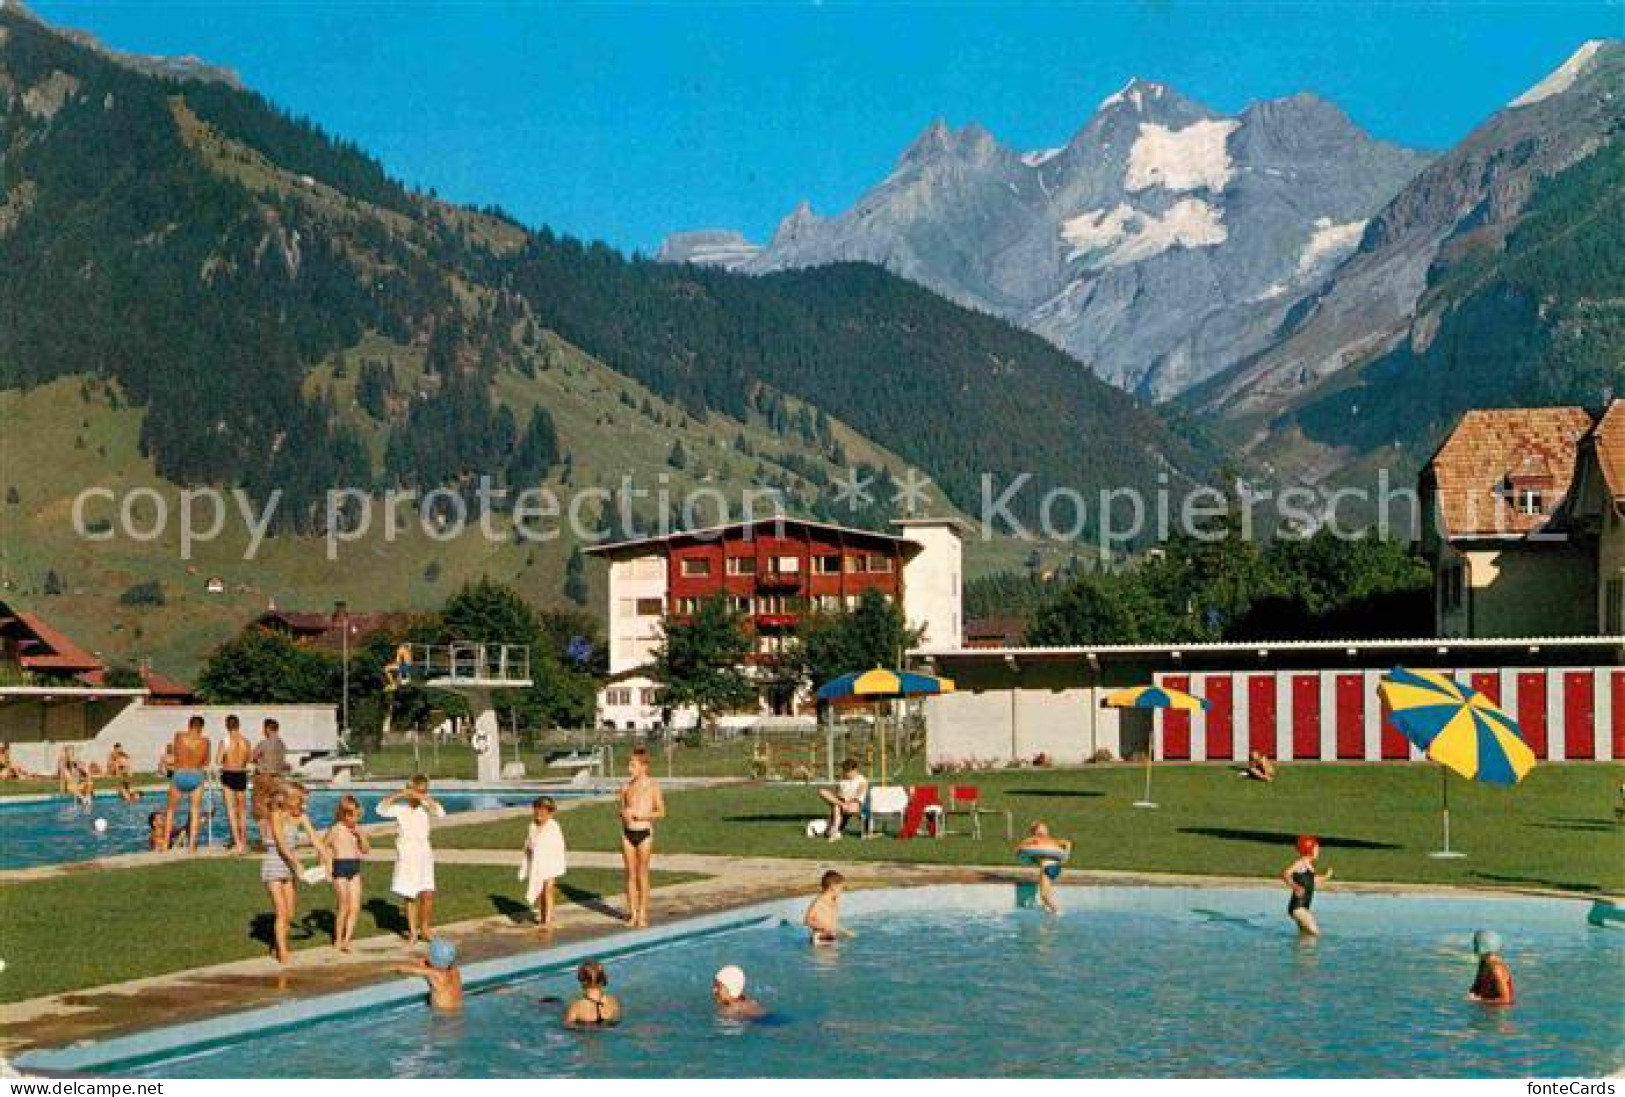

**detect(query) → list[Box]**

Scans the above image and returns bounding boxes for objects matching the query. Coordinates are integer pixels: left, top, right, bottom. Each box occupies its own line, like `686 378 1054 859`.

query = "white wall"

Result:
924 687 1122 767
897 520 963 649
606 554 667 674
9 703 339 774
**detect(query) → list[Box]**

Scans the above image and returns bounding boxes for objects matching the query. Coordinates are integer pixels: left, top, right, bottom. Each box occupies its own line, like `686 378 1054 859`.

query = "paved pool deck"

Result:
3 840 1606 1064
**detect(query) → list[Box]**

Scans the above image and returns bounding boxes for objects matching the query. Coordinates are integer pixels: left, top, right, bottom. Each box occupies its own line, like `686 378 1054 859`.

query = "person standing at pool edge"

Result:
520 796 567 934
325 794 370 952
379 775 445 946
161 716 212 852
1467 930 1515 1005
619 747 665 928
250 717 289 842
262 781 328 965
1281 834 1331 936
219 715 252 854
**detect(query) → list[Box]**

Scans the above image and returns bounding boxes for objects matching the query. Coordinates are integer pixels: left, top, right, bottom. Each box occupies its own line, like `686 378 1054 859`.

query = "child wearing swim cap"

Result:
1016 821 1073 914
1467 930 1515 1006
1281 834 1332 937
396 938 462 1011
712 964 767 1019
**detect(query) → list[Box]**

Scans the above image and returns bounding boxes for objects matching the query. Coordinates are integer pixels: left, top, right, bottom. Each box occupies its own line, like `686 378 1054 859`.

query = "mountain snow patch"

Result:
1099 80 1164 112
1061 199 1228 267
1022 147 1064 168
1510 40 1604 108
1125 120 1241 194
1297 216 1367 274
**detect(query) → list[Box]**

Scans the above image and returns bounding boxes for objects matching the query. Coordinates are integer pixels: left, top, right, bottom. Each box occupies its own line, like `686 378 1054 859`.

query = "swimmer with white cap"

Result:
1467 930 1515 1006
712 964 767 1020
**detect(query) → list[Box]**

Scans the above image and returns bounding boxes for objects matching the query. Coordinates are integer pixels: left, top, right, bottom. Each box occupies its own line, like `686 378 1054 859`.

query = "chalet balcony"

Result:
754 612 798 629
757 571 803 589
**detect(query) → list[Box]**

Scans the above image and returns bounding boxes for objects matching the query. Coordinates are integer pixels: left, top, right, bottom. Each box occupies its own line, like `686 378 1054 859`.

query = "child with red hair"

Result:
1281 834 1332 936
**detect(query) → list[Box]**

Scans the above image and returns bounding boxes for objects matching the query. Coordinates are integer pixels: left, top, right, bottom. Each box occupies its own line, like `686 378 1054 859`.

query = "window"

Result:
845 555 862 574
1515 489 1544 516
728 595 751 614
639 687 663 707
629 556 662 579
770 555 800 574
813 554 842 574
866 554 893 573
635 597 663 617
673 597 699 615
679 557 711 578
605 687 631 706
814 594 841 612
1440 561 1466 613
616 598 636 619
726 556 757 576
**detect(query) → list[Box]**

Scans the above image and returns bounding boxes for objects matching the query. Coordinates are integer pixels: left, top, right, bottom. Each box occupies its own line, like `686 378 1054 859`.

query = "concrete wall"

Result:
925 687 1127 767
1452 544 1595 638
5 703 339 774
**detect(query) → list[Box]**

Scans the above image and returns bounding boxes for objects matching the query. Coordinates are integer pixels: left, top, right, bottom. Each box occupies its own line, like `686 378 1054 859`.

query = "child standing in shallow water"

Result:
325 794 370 952
804 869 853 944
520 796 567 934
1016 821 1072 914
1281 834 1331 937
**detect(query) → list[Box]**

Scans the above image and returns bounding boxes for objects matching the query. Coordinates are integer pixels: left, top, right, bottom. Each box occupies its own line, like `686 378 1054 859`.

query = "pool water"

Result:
0 788 576 870
124 886 1623 1078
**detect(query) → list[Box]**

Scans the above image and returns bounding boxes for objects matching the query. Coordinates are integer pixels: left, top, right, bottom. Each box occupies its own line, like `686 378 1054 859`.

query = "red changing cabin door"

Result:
1292 675 1321 759
1564 671 1595 760
1204 676 1235 761
1248 676 1277 757
1161 675 1191 760
1470 671 1501 705
1517 672 1549 758
1335 674 1365 759
1614 671 1625 760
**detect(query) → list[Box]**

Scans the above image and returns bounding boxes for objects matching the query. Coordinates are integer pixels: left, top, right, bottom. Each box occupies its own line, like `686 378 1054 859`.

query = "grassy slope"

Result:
0 861 696 1003
425 764 1625 894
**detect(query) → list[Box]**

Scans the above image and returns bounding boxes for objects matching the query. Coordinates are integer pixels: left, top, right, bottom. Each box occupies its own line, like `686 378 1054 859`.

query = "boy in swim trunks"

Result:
1016 821 1073 914
219 715 252 854
325 794 370 951
161 716 212 852
618 747 665 928
804 869 853 944
397 940 463 1011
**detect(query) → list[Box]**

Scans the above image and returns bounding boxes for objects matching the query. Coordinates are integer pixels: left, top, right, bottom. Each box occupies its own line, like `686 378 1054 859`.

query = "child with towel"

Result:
520 796 567 933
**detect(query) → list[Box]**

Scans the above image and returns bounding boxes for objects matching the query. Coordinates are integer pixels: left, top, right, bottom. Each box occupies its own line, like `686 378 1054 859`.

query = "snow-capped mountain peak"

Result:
1510 39 1606 108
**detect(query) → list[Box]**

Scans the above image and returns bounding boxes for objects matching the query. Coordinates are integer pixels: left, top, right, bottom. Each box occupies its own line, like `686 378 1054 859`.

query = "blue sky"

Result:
30 2 1622 252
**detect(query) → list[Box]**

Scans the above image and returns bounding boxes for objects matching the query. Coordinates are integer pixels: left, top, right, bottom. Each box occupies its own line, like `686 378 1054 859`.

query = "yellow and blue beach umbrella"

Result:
815 667 955 703
1377 666 1536 857
1101 684 1211 713
1102 684 1209 809
1377 667 1535 786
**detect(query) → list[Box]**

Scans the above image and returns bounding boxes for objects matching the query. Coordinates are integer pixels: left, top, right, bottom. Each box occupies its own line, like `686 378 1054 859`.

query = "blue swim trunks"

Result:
172 769 205 794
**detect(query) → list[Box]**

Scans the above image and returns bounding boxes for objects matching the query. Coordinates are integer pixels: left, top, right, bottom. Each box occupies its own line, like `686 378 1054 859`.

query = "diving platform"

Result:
393 643 532 782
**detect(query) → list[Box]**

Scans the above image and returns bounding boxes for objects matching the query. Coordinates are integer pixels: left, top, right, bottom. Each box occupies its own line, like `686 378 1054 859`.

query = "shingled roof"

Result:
1591 400 1625 501
1425 407 1594 540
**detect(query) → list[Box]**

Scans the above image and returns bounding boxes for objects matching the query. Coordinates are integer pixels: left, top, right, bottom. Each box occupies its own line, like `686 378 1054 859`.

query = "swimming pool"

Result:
0 787 585 871
35 885 1623 1078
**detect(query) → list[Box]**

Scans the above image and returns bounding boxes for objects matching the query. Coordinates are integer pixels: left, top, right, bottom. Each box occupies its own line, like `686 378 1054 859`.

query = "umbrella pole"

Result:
1430 766 1466 859
1134 722 1158 809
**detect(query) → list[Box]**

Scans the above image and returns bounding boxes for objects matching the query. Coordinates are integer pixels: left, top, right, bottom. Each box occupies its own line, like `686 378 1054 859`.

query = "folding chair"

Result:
943 784 1013 840
862 785 910 837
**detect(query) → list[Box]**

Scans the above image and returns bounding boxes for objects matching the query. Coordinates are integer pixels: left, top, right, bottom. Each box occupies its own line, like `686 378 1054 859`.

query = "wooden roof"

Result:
1425 407 1593 540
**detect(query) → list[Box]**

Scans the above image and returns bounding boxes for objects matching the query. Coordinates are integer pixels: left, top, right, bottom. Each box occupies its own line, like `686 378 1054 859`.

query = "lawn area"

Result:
0 860 696 1003
429 763 1625 894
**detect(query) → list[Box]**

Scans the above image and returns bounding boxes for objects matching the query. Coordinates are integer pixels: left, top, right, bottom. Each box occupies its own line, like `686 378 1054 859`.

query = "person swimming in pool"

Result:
160 716 212 852
804 869 853 944
712 964 767 1020
1281 834 1332 937
397 939 463 1011
1467 930 1515 1006
1016 820 1073 914
563 959 622 1028
618 747 665 928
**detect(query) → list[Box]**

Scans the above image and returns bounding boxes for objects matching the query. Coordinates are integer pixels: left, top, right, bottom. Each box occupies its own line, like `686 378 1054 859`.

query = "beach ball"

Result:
93 818 108 833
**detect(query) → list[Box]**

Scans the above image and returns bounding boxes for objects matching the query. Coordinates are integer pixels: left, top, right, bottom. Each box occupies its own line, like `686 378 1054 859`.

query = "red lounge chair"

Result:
898 784 943 840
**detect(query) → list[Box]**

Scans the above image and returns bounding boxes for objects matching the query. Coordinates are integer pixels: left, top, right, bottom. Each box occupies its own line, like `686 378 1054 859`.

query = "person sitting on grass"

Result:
816 758 868 842
398 939 463 1011
1281 834 1331 937
1467 930 1515 1006
1241 750 1276 782
712 964 767 1020
563 960 621 1028
804 869 854 945
1016 821 1072 914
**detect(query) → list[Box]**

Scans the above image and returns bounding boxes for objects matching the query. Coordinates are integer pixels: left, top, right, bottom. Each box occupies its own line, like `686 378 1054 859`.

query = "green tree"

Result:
794 589 922 689
440 576 537 645
197 628 337 703
563 546 590 606
653 597 755 728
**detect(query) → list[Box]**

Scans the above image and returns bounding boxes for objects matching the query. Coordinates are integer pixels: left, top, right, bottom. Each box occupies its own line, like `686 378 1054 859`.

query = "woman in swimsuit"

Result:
1281 834 1331 937
261 782 329 964
563 959 622 1028
325 794 370 952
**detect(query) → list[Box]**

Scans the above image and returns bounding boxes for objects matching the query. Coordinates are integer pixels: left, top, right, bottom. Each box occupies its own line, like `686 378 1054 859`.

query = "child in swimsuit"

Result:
1467 930 1515 1006
1016 821 1072 914
618 748 665 929
1281 834 1331 937
398 939 463 1011
563 960 621 1027
262 782 328 964
804 869 853 944
325 794 370 952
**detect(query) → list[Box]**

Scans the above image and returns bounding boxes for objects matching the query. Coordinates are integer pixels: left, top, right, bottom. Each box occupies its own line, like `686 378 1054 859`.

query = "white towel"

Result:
520 818 567 902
